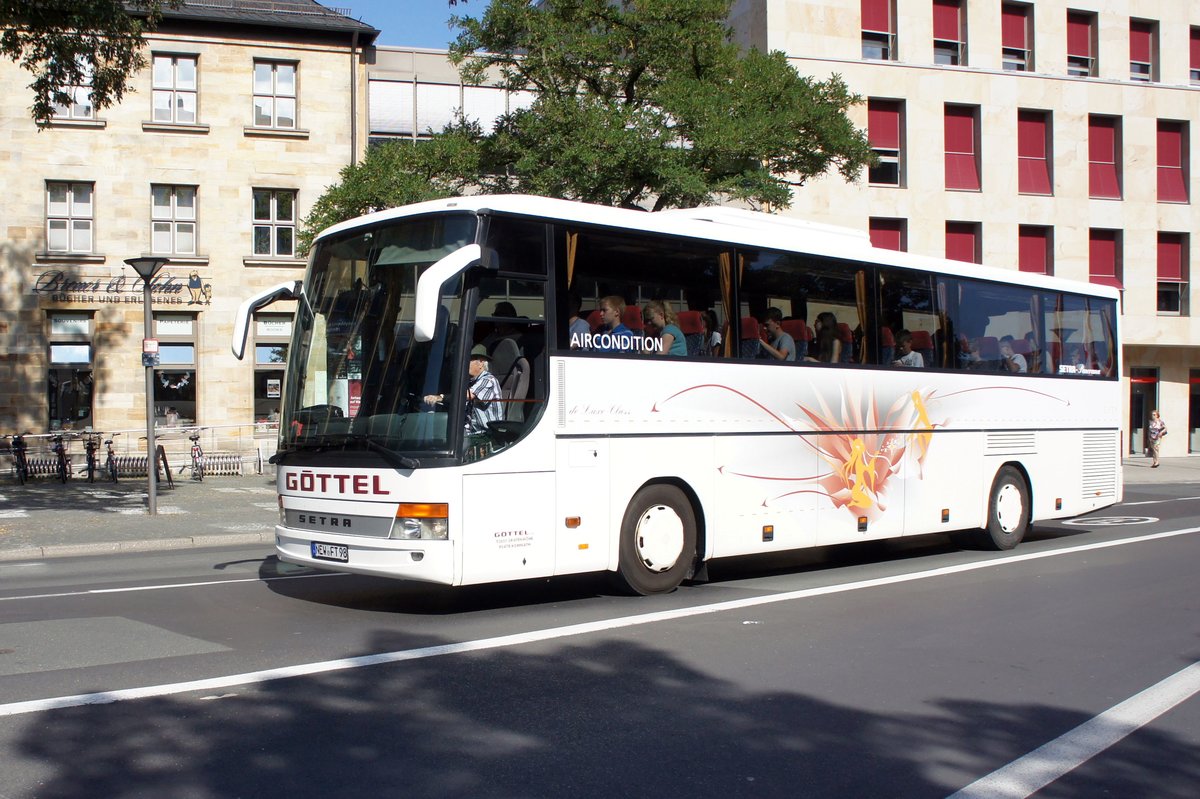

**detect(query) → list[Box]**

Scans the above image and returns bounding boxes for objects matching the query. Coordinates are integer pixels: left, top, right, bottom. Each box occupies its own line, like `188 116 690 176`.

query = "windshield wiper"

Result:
274 433 419 470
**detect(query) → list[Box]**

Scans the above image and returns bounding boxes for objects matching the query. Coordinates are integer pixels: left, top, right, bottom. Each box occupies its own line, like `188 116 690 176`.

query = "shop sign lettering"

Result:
31 269 214 306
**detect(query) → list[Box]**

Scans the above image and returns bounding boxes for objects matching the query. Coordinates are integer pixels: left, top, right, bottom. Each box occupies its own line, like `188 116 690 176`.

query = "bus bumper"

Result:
276 526 456 585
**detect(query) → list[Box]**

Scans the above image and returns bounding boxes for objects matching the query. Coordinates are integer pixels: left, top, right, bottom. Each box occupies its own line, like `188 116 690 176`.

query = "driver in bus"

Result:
424 345 504 435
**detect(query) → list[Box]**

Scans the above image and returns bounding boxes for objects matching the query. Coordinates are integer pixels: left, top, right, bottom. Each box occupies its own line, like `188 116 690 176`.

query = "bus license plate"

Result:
311 542 349 563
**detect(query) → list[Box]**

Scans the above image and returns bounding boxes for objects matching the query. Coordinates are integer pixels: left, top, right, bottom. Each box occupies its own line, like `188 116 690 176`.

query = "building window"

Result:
933 0 966 65
1018 225 1052 275
1191 28 1200 85
1067 11 1096 77
253 61 296 129
1157 120 1188 204
254 314 291 426
1129 20 1156 82
153 314 196 426
252 189 296 257
944 104 980 191
1002 3 1033 71
869 218 906 251
1157 233 1188 316
861 0 897 61
152 54 197 124
1017 110 1052 195
51 60 94 119
1088 116 1121 200
868 99 903 186
1088 229 1122 290
47 313 94 431
151 185 197 255
946 221 980 263
45 181 94 253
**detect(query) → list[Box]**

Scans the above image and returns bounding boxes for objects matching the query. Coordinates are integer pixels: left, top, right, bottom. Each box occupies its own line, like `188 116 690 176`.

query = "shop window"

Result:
254 314 291 427
48 313 94 431
153 313 196 427
253 60 297 129
1002 3 1033 71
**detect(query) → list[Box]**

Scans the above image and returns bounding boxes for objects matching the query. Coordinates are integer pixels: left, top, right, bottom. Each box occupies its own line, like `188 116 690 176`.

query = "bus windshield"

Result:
280 213 477 459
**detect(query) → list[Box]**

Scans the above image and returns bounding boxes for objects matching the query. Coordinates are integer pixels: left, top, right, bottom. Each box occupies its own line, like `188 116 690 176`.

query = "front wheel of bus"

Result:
975 466 1030 551
616 485 697 596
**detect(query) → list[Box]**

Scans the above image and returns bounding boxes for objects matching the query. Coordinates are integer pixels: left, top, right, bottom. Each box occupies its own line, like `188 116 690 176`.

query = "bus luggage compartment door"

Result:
460 471 556 584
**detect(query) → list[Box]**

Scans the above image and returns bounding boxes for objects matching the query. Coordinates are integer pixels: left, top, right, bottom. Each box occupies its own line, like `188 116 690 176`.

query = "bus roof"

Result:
315 195 1121 302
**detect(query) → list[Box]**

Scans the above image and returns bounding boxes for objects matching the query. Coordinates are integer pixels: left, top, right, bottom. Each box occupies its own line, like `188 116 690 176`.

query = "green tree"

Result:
299 0 874 249
2 1 175 124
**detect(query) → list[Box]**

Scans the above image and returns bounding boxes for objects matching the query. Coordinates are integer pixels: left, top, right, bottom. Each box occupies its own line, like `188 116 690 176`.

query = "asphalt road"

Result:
1 483 1198 798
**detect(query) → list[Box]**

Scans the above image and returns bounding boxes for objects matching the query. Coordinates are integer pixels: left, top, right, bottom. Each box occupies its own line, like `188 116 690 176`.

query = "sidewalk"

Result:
1 458 1197 562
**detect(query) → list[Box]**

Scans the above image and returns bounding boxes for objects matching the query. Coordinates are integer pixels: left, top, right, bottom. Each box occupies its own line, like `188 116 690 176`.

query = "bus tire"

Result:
973 466 1030 550
615 484 697 596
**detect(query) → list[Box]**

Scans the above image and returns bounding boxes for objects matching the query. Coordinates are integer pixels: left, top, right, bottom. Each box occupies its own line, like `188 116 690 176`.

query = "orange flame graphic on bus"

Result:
792 388 940 520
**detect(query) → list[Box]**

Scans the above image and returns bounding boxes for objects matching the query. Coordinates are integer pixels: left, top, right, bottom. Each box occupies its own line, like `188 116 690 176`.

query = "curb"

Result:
0 531 274 562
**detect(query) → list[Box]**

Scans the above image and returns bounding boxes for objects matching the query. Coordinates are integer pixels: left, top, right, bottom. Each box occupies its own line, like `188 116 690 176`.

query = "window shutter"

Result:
870 219 905 251
1157 121 1188 203
861 0 891 33
1089 230 1122 289
1088 117 1120 199
1018 227 1049 274
944 106 979 190
1017 110 1051 195
1130 21 1153 64
946 222 978 263
1067 13 1092 58
868 101 900 149
1157 233 1185 282
1001 5 1026 50
933 0 960 41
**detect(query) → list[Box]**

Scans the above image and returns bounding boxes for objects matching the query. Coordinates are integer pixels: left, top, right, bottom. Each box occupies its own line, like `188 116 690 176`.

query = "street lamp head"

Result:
124 256 170 282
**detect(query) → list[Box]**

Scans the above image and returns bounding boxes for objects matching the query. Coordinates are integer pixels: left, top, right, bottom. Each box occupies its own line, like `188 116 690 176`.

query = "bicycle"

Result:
83 432 101 482
5 434 29 485
104 433 121 483
189 429 204 481
50 434 70 484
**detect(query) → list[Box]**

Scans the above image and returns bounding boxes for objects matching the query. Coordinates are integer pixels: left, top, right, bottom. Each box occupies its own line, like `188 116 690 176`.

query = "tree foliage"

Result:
1 1 174 124
300 0 875 249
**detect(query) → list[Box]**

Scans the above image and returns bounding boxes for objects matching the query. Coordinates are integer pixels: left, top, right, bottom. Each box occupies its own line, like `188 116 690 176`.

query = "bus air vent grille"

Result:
1081 430 1117 498
985 431 1035 454
556 360 567 426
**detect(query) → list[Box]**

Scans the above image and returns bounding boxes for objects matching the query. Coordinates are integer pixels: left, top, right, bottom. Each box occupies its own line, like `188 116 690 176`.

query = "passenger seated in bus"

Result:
481 301 522 352
588 295 636 352
424 345 503 435
758 307 796 361
642 300 688 356
999 335 1027 373
892 330 924 367
806 312 841 363
567 292 590 349
702 309 723 356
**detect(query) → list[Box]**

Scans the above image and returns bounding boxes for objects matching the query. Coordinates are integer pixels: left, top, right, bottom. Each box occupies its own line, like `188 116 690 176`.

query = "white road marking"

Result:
947 661 1200 799
0 571 346 602
1121 496 1200 506
1 526 1197 719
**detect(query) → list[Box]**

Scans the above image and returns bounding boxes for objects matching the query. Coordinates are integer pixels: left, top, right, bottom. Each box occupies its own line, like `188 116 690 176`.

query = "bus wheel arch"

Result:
614 480 702 595
971 463 1031 551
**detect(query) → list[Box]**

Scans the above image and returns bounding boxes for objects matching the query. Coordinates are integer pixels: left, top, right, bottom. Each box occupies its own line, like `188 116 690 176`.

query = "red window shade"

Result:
933 0 961 41
946 222 978 263
869 100 900 149
1018 226 1050 274
870 218 905 251
862 0 892 33
1067 12 1092 57
1088 229 1122 288
1088 116 1121 199
1192 28 1200 73
944 106 979 190
1158 233 1185 282
1130 20 1152 64
1017 110 1051 195
1002 5 1027 49
1157 121 1188 203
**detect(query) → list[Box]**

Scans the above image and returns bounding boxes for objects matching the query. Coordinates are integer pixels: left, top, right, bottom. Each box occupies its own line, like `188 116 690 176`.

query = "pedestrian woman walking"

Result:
1147 409 1167 467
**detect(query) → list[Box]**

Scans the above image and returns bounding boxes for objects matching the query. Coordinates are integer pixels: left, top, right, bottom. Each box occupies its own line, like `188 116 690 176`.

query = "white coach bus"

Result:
233 195 1121 594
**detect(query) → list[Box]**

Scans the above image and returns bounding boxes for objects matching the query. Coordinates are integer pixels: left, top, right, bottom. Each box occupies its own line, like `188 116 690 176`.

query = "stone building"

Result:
0 1 376 452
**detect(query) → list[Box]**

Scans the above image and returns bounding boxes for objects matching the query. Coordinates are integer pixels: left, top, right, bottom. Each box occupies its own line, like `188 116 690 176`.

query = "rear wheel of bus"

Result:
615 484 697 595
972 465 1030 550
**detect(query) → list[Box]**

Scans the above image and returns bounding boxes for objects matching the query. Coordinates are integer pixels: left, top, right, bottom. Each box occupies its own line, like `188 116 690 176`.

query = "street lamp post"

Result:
124 257 169 515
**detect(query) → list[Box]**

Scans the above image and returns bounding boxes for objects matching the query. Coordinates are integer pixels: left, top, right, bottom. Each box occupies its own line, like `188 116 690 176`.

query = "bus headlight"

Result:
392 503 449 540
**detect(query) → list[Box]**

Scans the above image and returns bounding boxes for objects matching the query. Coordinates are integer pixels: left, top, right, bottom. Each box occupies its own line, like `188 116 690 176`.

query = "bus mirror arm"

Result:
231 280 303 360
413 244 482 342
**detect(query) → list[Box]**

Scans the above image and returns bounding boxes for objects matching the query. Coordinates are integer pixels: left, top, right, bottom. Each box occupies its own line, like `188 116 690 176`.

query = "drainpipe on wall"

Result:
350 31 360 163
